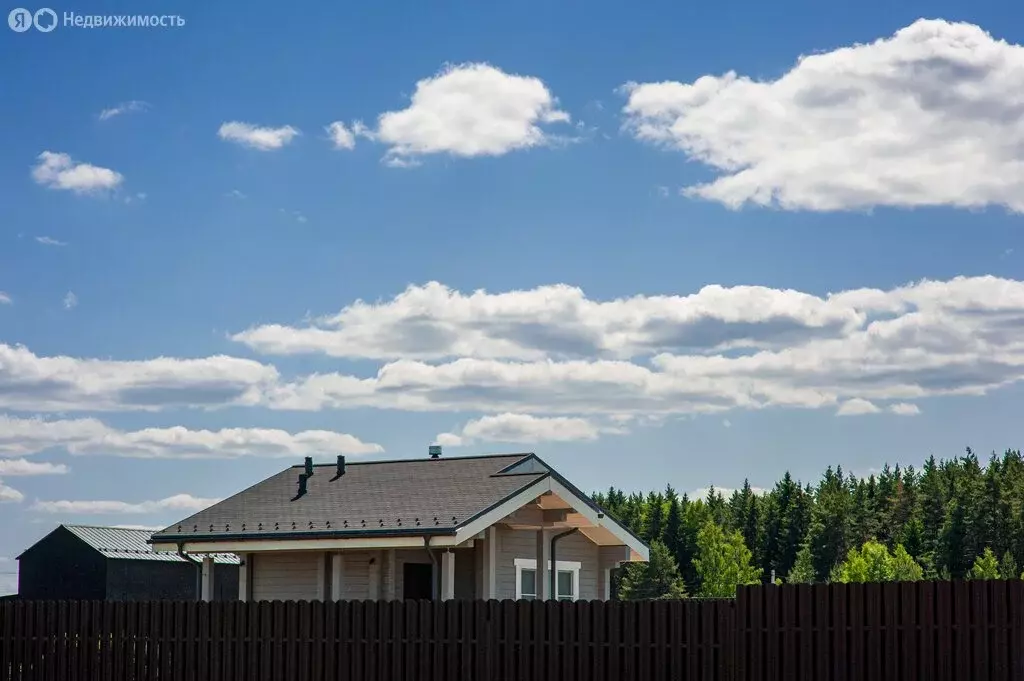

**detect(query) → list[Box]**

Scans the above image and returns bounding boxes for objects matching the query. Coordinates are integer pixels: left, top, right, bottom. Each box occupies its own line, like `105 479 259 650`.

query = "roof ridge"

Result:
296 452 534 467
64 524 153 532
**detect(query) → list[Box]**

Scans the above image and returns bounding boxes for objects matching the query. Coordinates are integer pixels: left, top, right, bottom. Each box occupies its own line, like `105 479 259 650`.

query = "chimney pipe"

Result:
293 473 308 500
332 455 346 481
429 445 442 459
304 456 314 477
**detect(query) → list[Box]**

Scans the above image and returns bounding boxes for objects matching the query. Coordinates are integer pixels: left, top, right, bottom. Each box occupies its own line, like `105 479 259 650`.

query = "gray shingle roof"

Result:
152 453 546 542
62 525 238 564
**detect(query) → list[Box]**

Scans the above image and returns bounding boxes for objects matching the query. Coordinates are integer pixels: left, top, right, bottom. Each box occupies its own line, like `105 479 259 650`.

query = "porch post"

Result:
386 549 396 601
601 567 612 601
536 530 551 600
483 526 497 600
201 556 215 602
369 552 381 600
331 552 345 602
238 553 249 602
440 550 456 601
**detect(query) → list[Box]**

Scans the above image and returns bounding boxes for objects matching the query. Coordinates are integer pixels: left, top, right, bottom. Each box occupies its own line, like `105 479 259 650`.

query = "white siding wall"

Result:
493 527 600 601
337 551 373 601
251 552 322 602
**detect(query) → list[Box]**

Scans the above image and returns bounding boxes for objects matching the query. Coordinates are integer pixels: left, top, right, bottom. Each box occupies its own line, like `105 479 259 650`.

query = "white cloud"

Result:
258 275 1024 418
326 122 356 150
889 402 921 415
0 292 9 305
622 19 1024 212
689 486 766 500
63 291 78 310
436 413 609 446
0 343 277 412
0 459 68 475
35 236 67 247
32 493 217 515
233 280 864 361
0 480 23 503
226 189 246 199
836 398 881 416
365 63 570 165
218 122 299 151
31 152 123 194
98 100 149 121
0 415 381 458
722 418 732 428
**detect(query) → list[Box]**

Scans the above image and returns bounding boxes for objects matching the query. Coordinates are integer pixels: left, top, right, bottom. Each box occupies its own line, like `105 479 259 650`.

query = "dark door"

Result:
403 563 433 601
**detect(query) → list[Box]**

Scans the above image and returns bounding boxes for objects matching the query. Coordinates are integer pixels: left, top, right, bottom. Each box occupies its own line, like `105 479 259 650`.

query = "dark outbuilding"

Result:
16 524 238 601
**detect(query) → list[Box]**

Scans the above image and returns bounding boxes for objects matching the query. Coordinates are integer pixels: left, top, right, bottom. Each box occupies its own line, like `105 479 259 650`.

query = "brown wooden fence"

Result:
2 580 1023 680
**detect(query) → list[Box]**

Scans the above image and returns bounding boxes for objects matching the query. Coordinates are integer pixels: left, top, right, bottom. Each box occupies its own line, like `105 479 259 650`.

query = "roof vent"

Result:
304 456 314 477
331 455 346 481
429 445 442 459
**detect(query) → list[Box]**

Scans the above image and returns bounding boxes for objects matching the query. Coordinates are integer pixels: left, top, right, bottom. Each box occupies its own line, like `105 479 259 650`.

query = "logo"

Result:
33 7 56 31
7 7 31 31
8 6 56 31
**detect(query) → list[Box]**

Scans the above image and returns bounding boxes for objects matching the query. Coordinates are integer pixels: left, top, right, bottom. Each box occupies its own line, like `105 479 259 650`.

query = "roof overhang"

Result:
453 474 649 562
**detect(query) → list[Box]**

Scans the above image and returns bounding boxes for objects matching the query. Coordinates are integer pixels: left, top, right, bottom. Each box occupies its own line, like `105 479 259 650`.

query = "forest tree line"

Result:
593 448 1024 598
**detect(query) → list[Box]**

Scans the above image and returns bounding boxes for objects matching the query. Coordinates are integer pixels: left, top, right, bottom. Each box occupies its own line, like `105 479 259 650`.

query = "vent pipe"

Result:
429 445 442 459
331 455 346 481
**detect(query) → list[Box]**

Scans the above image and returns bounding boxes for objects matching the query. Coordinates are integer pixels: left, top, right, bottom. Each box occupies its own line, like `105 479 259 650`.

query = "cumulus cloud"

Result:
0 459 68 475
889 403 921 415
218 122 299 150
35 236 67 247
0 480 23 503
622 19 1024 212
32 493 217 515
837 398 881 416
6 275 1024 420
326 122 356 150
0 344 277 412
0 415 381 458
435 413 610 446
98 100 149 121
233 281 863 361
63 291 78 310
31 152 123 194
362 63 570 165
0 292 10 305
259 275 1024 418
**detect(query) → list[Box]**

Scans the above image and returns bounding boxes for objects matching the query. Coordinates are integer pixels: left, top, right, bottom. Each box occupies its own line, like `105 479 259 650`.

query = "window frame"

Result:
513 558 582 601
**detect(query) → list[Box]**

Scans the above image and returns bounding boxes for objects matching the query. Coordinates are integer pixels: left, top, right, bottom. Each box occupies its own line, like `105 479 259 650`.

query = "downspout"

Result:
424 535 440 601
550 528 579 600
176 542 203 602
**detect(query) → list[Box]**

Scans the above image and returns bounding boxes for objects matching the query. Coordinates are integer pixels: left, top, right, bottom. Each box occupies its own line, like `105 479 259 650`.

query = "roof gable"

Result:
22 525 238 563
152 453 543 542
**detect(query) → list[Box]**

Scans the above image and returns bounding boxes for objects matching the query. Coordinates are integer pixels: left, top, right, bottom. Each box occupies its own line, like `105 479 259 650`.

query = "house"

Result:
17 525 239 601
150 450 648 603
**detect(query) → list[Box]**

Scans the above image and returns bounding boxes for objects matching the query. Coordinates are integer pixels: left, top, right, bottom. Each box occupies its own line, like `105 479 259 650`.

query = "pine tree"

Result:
618 540 687 600
787 543 816 584
1000 550 1018 580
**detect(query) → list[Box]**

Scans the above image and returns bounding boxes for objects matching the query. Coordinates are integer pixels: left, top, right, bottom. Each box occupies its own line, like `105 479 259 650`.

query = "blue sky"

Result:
1 0 1022 592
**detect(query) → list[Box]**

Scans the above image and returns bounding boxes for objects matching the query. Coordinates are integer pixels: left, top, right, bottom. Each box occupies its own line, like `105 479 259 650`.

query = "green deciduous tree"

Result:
969 548 1001 580
693 521 762 597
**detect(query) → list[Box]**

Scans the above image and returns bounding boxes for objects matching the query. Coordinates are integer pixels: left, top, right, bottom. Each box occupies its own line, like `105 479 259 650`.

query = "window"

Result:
514 559 581 601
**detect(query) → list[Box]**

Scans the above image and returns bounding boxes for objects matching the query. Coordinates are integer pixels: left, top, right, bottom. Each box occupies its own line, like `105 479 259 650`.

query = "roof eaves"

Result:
149 526 459 545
